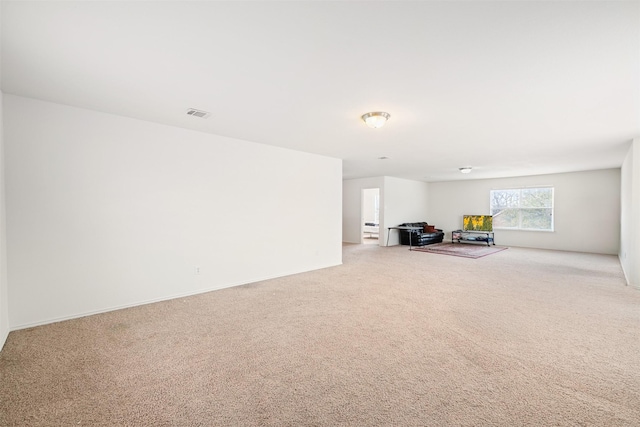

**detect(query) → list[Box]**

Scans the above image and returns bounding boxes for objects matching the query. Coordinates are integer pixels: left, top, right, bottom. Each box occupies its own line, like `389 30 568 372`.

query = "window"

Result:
490 187 554 231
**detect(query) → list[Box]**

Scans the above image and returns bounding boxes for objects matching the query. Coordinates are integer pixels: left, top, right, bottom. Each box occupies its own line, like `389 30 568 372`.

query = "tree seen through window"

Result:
490 187 553 231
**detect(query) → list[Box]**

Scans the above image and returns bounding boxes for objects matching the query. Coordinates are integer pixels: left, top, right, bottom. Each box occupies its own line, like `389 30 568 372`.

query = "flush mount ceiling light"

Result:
361 112 390 129
459 167 472 174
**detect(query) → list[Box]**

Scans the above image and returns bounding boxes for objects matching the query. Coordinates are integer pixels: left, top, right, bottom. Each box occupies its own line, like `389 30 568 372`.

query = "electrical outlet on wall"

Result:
195 266 200 275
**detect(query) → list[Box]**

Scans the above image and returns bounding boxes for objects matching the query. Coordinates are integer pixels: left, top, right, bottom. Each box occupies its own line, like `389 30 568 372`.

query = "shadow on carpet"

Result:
412 242 508 258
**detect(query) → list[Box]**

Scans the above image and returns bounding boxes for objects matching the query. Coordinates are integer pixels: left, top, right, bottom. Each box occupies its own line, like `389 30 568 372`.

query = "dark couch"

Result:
398 222 445 246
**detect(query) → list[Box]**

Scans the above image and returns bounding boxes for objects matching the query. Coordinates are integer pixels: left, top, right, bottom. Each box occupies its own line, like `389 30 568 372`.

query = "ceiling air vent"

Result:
186 108 211 119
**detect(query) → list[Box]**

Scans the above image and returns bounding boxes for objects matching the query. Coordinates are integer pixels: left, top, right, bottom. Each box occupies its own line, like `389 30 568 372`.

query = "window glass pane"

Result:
490 189 519 208
521 188 553 208
490 187 554 231
520 208 553 230
492 208 519 228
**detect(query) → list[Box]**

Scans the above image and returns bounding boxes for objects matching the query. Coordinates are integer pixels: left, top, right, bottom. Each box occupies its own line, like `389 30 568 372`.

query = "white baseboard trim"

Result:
619 254 628 284
618 254 639 289
0 327 8 352
9 261 342 332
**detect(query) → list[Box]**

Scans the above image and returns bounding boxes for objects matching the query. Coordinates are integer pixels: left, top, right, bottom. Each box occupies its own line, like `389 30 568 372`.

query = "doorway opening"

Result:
362 188 380 245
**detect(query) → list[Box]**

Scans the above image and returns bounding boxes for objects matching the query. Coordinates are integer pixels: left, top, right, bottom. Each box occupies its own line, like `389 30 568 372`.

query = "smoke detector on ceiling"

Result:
186 108 211 119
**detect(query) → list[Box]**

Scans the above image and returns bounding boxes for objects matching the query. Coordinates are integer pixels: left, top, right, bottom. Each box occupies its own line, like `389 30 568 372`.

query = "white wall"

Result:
383 176 430 246
0 5 9 350
0 93 7 349
620 139 639 288
428 169 621 254
4 95 342 329
342 176 429 246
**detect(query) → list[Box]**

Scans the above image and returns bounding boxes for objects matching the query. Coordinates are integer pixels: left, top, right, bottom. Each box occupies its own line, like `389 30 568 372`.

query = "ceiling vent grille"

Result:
186 108 211 119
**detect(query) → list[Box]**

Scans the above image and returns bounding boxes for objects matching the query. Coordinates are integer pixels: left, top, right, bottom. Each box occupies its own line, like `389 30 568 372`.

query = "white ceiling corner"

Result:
2 1 638 182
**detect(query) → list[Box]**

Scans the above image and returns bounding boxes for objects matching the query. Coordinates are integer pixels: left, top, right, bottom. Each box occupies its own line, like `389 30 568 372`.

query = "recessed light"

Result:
378 156 389 160
459 167 472 174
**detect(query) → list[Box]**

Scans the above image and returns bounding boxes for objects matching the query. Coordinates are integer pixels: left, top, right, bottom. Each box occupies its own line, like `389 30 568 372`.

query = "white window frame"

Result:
490 187 554 231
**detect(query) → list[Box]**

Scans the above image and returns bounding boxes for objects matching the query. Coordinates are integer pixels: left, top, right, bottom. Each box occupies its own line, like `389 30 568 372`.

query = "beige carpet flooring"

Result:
1 244 639 426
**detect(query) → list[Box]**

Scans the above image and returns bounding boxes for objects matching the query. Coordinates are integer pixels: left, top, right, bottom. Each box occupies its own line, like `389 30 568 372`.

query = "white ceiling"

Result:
2 1 639 182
